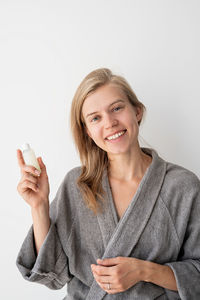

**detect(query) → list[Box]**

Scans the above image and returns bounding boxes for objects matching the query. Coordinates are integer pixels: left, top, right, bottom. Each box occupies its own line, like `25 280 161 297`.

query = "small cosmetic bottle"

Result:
21 143 41 173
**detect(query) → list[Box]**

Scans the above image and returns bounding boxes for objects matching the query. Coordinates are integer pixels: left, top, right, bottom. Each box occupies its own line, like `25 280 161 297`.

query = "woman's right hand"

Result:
16 149 50 209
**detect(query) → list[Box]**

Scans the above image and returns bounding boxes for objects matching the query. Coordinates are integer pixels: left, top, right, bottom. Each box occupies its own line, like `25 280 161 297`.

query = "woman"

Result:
16 68 200 299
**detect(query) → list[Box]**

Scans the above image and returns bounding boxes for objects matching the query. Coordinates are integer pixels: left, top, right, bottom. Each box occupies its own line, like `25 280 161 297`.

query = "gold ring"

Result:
107 283 111 290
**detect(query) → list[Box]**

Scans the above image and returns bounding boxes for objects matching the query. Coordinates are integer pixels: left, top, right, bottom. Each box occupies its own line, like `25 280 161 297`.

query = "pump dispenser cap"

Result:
21 143 31 152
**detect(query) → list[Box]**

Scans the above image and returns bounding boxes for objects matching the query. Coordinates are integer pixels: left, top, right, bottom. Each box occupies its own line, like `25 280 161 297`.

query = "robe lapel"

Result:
95 169 118 249
86 148 167 300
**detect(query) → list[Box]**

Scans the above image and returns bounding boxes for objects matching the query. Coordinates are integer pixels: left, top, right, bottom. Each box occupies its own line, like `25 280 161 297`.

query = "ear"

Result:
135 106 143 124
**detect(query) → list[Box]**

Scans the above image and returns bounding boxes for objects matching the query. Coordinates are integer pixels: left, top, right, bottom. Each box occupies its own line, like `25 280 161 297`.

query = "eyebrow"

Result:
85 99 125 119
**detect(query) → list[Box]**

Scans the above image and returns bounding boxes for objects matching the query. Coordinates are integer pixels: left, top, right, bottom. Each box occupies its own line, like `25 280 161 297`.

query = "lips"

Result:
105 129 127 140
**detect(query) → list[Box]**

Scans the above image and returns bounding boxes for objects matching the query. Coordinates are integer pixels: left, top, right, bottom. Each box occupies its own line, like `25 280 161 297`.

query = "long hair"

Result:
70 68 146 214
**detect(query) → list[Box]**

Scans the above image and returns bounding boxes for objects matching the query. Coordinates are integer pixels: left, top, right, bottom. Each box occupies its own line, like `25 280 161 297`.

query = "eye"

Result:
113 106 123 112
91 116 99 122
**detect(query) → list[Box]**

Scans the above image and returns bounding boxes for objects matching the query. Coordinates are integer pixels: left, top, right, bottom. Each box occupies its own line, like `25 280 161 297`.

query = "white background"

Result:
0 0 199 299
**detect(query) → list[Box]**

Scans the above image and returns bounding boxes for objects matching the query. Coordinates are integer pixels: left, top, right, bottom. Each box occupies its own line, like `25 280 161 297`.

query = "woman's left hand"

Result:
91 256 147 294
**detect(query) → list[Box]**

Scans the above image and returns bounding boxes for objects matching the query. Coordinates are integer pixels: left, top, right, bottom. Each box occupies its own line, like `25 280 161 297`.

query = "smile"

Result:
106 130 126 140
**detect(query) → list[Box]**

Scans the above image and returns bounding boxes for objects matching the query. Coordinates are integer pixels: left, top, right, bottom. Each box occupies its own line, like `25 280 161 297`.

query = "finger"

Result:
91 264 112 276
16 149 25 167
93 273 112 284
22 165 41 177
21 173 38 185
97 282 117 294
97 257 121 266
20 180 38 192
37 157 46 172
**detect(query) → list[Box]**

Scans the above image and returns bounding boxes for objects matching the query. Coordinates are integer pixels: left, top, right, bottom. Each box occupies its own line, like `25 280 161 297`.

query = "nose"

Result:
104 114 118 129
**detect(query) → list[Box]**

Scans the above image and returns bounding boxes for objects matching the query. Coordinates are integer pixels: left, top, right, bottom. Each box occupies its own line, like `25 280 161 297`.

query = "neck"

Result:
107 145 152 182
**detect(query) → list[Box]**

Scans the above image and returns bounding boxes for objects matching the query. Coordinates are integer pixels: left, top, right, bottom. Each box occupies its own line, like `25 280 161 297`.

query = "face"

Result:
82 83 142 156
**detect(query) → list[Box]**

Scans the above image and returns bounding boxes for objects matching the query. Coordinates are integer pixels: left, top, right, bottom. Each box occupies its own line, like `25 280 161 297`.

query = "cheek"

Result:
87 126 101 141
121 112 136 128
125 115 140 136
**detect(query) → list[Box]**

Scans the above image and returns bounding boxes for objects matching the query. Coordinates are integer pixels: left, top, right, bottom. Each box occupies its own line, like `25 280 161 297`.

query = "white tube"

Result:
21 143 41 173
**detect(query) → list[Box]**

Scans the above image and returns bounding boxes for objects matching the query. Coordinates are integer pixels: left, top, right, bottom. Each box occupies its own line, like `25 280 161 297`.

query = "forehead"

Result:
82 84 128 116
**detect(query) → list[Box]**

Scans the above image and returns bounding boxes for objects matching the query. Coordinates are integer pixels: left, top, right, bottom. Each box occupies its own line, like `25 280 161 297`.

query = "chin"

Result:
97 141 131 155
106 146 130 155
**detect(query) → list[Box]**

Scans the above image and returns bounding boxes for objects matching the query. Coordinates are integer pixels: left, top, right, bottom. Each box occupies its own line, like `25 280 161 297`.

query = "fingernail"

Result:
35 170 40 176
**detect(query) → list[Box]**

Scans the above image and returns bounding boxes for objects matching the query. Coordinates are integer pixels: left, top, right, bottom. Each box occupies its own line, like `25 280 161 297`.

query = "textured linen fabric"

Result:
16 148 200 299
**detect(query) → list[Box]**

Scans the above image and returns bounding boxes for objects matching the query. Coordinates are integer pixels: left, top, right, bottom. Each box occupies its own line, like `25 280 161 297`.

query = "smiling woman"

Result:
71 68 146 213
16 68 200 300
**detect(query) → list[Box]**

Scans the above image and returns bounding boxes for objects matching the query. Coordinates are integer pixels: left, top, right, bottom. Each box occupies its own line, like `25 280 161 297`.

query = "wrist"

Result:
31 198 49 210
142 261 177 291
31 201 49 219
142 260 160 283
133 259 154 283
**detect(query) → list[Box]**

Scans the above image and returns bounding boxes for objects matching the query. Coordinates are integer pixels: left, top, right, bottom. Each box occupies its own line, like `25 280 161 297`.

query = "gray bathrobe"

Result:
16 148 200 299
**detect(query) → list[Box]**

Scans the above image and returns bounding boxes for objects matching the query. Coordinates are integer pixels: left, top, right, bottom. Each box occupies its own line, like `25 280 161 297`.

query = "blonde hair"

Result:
70 68 145 214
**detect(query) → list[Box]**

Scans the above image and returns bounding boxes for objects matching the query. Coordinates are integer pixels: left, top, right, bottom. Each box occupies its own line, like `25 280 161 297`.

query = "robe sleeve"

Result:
164 181 200 299
16 172 75 290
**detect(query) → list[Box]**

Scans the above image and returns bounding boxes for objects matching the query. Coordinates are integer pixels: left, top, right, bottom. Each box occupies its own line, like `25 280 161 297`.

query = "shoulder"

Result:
164 161 199 192
63 166 82 182
50 166 83 215
54 166 82 198
158 160 200 242
160 160 200 212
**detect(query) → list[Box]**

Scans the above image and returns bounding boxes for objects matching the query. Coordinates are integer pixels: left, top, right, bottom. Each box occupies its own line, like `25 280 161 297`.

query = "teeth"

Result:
107 130 126 140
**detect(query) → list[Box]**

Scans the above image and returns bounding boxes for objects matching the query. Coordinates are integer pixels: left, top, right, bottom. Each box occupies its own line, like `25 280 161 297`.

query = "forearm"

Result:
144 261 178 291
31 201 50 255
